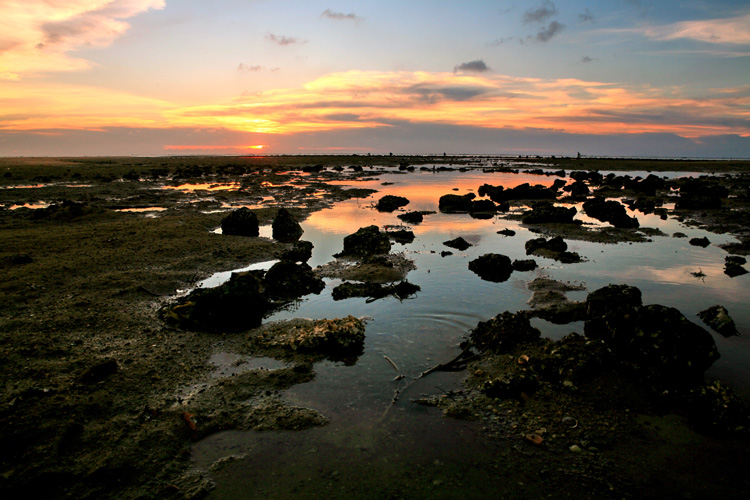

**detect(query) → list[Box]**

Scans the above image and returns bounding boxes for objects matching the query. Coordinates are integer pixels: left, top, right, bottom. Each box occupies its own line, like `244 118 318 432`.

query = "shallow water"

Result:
193 167 750 498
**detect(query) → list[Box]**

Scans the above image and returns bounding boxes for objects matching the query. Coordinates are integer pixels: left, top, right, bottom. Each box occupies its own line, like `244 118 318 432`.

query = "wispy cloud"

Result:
623 14 750 45
522 1 557 24
237 63 264 72
579 8 594 23
581 56 595 63
0 0 165 80
321 9 361 21
266 33 306 46
454 60 491 73
533 21 565 43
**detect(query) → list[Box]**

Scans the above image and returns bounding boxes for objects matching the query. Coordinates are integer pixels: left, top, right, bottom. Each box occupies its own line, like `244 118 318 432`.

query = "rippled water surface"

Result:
193 167 749 498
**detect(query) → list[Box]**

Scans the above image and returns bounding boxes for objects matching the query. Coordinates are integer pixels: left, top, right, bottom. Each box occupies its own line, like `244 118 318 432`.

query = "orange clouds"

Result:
0 0 165 80
163 70 750 139
1 70 748 141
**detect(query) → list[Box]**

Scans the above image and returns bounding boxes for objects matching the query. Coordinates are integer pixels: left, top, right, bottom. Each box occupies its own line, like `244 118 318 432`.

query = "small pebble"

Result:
569 444 583 453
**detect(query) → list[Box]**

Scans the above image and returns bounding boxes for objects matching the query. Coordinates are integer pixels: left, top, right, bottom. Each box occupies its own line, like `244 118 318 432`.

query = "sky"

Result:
1 0 749 158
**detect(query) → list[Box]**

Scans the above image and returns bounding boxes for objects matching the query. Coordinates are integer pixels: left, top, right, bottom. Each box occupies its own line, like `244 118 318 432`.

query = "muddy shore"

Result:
2 155 750 499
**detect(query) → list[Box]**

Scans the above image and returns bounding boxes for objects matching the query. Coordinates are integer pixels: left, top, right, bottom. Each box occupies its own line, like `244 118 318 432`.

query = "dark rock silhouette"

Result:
336 225 391 257
468 253 514 282
221 207 259 237
272 208 304 242
443 237 472 251
376 195 410 212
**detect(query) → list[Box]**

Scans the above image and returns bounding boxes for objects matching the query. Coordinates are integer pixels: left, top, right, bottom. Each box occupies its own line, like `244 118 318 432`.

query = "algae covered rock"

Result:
470 311 541 353
698 305 739 337
168 271 271 331
253 316 366 354
280 240 313 263
335 225 391 257
221 207 260 237
584 284 720 388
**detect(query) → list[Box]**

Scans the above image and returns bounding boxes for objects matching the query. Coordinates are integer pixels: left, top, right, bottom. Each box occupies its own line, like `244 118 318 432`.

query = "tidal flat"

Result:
1 155 750 499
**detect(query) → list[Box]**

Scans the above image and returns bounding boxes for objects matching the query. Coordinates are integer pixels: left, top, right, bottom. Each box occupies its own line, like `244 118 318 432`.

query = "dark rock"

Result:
583 198 639 228
387 229 415 244
468 253 514 282
301 164 324 173
272 208 304 243
530 333 611 386
470 199 497 215
443 237 472 251
626 197 657 214
551 179 567 191
439 193 475 213
280 240 313 263
397 211 424 224
675 178 727 210
440 251 453 257
525 236 570 260
698 305 739 337
478 184 504 202
673 232 688 238
512 259 537 272
689 237 711 248
676 194 723 210
77 359 119 384
336 226 391 257
585 284 643 321
563 180 590 197
522 201 577 224
221 208 259 236
332 280 420 302
727 255 748 265
264 261 325 300
570 171 602 185
687 381 750 435
584 285 720 388
470 311 541 353
376 195 410 212
725 256 749 277
167 271 270 331
497 229 516 237
502 183 557 201
556 252 583 264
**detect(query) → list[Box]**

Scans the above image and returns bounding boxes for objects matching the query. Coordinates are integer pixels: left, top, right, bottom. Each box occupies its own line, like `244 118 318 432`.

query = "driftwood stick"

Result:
417 344 475 379
384 355 401 373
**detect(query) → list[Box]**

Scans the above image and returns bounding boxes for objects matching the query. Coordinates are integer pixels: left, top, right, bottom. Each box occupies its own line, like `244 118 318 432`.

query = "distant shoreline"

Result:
3 154 750 173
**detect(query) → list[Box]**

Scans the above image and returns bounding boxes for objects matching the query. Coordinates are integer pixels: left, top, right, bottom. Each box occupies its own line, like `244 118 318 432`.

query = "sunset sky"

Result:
1 0 749 157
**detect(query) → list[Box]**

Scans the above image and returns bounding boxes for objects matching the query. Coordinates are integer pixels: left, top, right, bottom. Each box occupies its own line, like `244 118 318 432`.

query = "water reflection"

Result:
194 168 750 498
